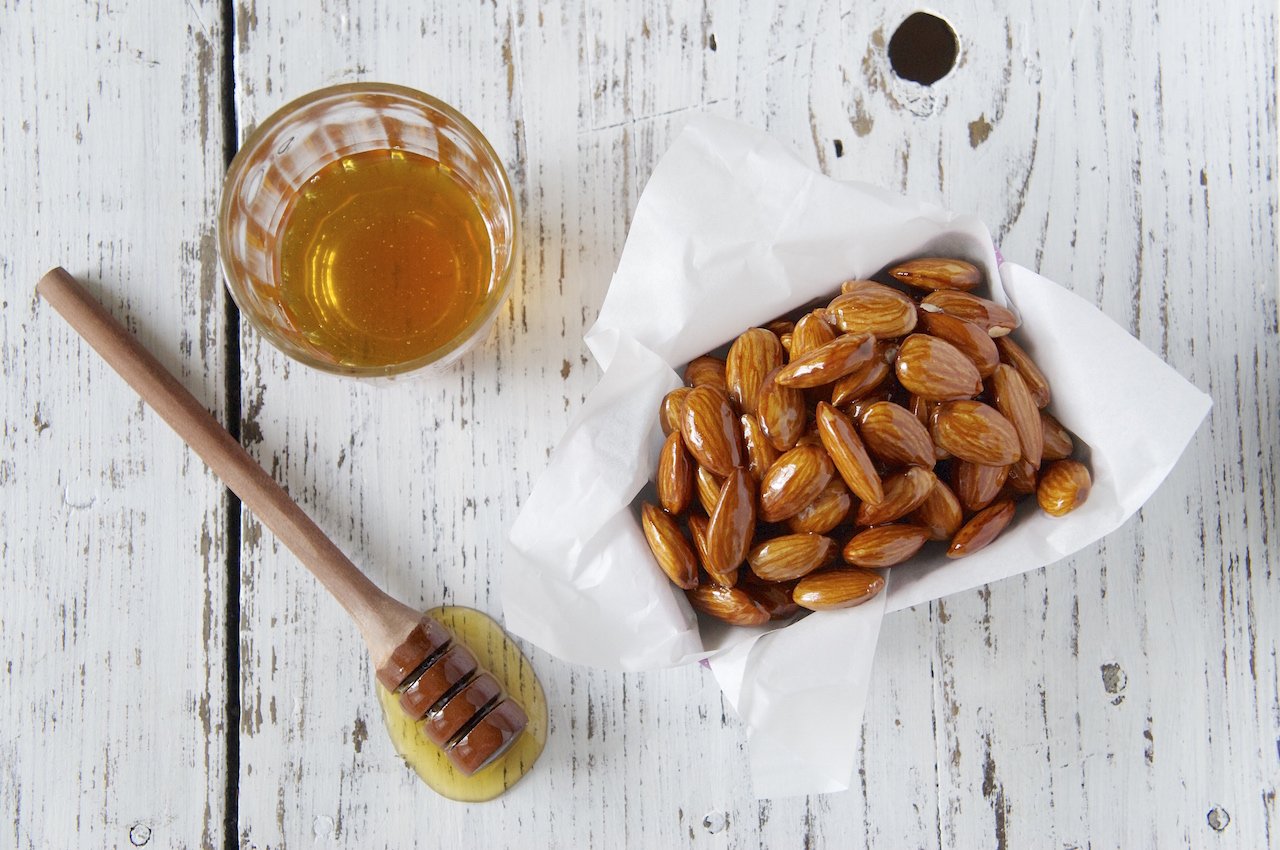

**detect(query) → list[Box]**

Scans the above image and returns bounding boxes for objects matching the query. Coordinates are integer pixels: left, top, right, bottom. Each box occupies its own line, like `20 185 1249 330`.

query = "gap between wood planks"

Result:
219 2 242 849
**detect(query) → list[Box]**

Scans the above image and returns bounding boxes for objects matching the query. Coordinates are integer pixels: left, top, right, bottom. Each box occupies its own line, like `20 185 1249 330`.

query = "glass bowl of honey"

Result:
218 83 517 377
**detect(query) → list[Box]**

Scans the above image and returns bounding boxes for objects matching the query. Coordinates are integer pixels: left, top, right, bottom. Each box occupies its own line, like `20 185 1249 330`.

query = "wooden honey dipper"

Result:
37 266 530 778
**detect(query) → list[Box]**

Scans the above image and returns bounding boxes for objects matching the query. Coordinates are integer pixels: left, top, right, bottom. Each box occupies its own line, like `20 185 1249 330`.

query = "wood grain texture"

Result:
0 0 231 847
2 0 1274 847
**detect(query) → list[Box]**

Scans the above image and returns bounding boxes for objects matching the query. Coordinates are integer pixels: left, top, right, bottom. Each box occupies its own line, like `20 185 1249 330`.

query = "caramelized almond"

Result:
814 401 885 505
657 430 693 514
995 336 1051 407
947 499 1016 558
640 504 698 589
827 284 918 338
919 311 1000 377
953 461 1009 512
793 568 886 611
911 479 964 541
855 466 937 526
991 363 1044 469
786 479 854 534
774 332 876 388
706 469 757 577
726 328 785 415
748 533 837 581
660 387 693 436
888 257 982 291
842 524 930 567
680 386 743 477
684 355 728 391
1040 411 1075 460
921 291 1019 336
858 400 935 468
790 311 838 358
686 584 770 625
1036 459 1092 517
757 368 807 451
930 401 1021 466
740 413 781 482
894 334 984 400
759 445 835 522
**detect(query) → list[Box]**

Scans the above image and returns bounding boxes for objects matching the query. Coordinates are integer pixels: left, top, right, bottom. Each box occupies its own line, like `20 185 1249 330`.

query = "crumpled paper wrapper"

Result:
503 115 1211 798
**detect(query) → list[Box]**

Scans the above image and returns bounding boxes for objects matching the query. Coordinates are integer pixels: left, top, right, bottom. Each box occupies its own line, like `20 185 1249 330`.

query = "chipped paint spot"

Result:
1101 662 1127 704
969 114 993 147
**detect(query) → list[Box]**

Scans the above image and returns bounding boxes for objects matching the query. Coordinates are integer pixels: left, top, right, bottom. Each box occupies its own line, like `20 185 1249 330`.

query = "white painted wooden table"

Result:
2 1 1276 847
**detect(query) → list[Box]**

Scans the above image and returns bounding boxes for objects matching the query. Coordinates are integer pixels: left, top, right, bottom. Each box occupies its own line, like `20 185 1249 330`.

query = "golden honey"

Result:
275 149 494 368
377 606 546 802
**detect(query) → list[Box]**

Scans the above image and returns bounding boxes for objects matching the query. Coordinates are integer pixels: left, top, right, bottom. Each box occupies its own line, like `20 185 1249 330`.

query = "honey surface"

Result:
276 149 493 367
377 606 546 803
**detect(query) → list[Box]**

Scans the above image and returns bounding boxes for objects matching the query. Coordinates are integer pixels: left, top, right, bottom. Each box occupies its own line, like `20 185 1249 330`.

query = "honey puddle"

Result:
377 606 547 802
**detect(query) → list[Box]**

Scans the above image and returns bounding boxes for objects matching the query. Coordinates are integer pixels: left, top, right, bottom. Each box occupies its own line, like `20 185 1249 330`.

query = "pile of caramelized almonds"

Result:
639 258 1092 626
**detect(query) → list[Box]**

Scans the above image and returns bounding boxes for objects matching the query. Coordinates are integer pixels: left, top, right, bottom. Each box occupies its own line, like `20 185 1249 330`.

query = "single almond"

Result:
991 363 1044 469
787 478 854 534
1036 459 1091 517
921 291 1019 336
919 311 1000 377
726 328 785 415
910 479 964 541
858 400 935 468
740 413 781 482
748 533 837 581
774 332 876 388
793 568 886 611
888 257 982 291
657 430 693 515
827 284 918 338
757 367 807 451
947 498 1016 558
689 514 736 587
930 400 1022 465
995 336 1051 407
790 311 838 358
842 524 930 567
684 355 727 391
686 584 770 625
706 469 757 577
814 401 885 505
680 386 743 477
855 466 937 525
895 333 984 400
695 465 725 516
660 387 693 436
737 574 800 619
830 350 892 407
840 278 877 294
759 445 835 522
640 503 698 589
1040 411 1074 460
953 461 1009 512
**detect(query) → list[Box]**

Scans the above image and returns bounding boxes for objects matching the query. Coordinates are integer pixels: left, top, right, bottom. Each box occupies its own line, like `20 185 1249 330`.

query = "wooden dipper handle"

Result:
37 266 527 775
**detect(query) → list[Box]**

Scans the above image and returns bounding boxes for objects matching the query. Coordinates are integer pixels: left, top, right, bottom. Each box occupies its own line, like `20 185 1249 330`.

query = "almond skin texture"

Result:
706 469 756 577
814 401 885 506
827 284 918 338
774 332 876 388
640 503 698 589
793 568 886 611
921 291 1019 337
931 400 1022 466
888 257 982 291
995 336 1051 407
787 478 854 534
740 413 781 482
686 584 770 626
684 355 727 391
830 351 892 406
689 514 737 587
726 328 785 415
765 319 795 338
842 524 931 567
695 465 724 516
1037 459 1092 517
895 334 984 400
848 389 894 424
680 386 743 477
1040 411 1075 460
657 430 693 515
991 363 1044 469
748 533 837 581
660 387 693 436
919 311 1000 377
858 400 936 468
759 445 836 522
790 311 838 358
954 461 1010 512
947 499 1017 558
738 575 801 619
757 368 807 451
911 479 964 541
1006 458 1039 495
856 466 937 525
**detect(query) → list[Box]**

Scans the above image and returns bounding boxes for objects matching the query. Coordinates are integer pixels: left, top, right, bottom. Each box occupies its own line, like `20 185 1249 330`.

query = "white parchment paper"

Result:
503 115 1212 798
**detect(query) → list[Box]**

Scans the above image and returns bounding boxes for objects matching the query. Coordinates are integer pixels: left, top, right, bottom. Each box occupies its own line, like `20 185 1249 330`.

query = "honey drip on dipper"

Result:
378 607 547 801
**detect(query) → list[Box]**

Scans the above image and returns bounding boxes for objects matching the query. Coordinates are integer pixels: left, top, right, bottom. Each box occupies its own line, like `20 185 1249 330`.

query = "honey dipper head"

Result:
378 616 529 776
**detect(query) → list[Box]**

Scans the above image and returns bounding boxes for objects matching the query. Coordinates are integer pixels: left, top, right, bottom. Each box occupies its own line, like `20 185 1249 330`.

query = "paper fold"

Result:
503 115 1210 797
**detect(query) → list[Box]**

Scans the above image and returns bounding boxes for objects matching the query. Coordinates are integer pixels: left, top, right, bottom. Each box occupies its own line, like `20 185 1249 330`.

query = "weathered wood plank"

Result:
0 0 230 847
226 1 1276 849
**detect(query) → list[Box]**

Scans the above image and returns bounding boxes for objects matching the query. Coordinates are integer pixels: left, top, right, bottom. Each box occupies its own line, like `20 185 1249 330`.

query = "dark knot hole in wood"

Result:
888 12 959 86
